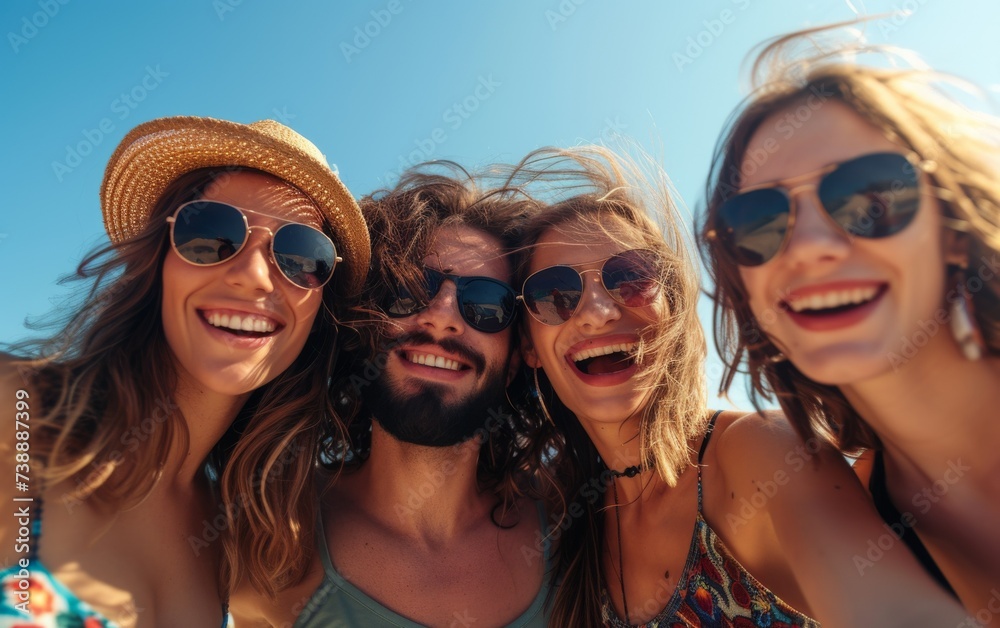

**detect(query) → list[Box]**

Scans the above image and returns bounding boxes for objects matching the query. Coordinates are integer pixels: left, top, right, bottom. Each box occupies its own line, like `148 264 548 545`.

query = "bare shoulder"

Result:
710 409 806 468
708 408 855 494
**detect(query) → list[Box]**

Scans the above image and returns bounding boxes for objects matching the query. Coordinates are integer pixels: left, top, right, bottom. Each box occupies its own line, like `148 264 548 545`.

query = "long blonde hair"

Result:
700 22 1000 452
507 145 707 625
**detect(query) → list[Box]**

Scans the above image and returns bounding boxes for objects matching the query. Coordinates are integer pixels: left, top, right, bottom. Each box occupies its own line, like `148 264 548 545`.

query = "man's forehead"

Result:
422 225 510 280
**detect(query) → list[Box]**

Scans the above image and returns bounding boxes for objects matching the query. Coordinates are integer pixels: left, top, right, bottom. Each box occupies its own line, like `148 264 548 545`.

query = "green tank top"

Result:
294 501 552 627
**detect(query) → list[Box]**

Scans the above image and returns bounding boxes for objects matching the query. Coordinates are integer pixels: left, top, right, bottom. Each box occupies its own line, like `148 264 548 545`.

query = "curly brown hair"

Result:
326 160 555 519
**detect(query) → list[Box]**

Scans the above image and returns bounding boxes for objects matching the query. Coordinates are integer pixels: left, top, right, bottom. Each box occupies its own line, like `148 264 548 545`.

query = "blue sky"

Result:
3 0 999 409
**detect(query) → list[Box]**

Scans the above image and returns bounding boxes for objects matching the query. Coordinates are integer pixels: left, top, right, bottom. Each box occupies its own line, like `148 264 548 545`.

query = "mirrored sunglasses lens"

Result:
819 153 920 239
172 202 247 265
385 268 441 317
603 250 660 307
717 188 791 266
272 224 336 289
458 280 516 333
523 266 583 325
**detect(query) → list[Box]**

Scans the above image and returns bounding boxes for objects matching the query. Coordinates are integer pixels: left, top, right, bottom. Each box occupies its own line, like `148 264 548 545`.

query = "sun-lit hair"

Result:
699 21 1000 453
326 161 554 520
504 145 707 626
6 167 349 600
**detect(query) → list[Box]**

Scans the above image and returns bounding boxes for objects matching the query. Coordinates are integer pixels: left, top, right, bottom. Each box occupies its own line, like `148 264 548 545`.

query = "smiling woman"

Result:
700 23 1000 619
0 116 369 627
508 145 971 626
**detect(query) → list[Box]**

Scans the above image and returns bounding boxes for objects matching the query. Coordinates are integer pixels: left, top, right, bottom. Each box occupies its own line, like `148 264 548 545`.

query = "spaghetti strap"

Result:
696 410 724 514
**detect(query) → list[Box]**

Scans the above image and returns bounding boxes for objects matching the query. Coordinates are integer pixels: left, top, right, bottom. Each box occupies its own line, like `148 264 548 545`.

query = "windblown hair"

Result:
699 21 1000 453
505 146 708 626
327 161 553 519
7 167 349 599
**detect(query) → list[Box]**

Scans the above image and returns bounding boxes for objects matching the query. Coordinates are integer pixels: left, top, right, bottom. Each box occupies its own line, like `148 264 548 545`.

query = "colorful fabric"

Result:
0 564 116 628
601 411 819 628
601 514 819 627
0 496 227 628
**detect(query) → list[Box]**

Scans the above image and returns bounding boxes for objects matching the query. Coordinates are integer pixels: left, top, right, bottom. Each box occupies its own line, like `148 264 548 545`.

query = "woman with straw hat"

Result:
0 116 368 626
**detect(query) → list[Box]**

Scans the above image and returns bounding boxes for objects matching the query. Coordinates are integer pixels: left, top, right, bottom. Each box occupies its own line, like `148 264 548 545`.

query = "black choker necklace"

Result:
609 463 650 478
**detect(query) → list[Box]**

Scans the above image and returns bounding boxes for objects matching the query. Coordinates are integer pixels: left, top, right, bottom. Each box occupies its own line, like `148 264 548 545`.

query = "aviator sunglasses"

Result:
166 200 340 289
520 249 661 326
385 267 518 333
708 151 930 267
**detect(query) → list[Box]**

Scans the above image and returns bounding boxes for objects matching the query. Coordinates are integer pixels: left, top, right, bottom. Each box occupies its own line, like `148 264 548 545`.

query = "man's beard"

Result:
361 332 509 448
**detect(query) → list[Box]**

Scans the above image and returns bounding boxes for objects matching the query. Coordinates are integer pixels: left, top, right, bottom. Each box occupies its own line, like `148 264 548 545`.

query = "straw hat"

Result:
100 116 370 294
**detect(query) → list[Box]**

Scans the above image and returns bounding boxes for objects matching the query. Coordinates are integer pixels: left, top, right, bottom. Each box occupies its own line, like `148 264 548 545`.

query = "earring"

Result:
767 351 787 364
950 270 985 361
532 368 555 425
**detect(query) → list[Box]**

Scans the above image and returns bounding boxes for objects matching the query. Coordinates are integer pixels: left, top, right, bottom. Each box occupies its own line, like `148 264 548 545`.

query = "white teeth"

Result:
407 352 461 371
571 342 636 362
205 311 277 333
786 287 878 313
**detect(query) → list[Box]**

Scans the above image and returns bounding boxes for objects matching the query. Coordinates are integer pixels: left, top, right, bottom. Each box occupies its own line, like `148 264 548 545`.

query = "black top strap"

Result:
696 410 725 513
869 451 956 597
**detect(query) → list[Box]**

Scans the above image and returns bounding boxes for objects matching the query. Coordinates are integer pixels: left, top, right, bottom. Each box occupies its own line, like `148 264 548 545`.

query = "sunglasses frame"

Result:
518 248 660 326
385 267 518 334
166 200 341 290
706 151 959 267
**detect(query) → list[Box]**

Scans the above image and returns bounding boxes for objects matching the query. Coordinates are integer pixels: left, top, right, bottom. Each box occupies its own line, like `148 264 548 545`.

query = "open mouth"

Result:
201 310 282 338
569 342 636 376
781 285 886 317
401 350 472 372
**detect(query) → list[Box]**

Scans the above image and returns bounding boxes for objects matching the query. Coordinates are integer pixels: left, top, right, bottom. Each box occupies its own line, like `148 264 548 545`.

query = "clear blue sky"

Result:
3 0 999 409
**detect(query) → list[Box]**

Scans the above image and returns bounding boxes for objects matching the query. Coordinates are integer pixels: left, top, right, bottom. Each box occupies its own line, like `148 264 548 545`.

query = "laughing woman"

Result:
511 146 969 626
0 117 368 626
700 25 1000 619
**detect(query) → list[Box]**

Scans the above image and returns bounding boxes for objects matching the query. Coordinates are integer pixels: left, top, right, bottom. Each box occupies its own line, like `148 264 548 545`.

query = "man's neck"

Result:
348 422 493 543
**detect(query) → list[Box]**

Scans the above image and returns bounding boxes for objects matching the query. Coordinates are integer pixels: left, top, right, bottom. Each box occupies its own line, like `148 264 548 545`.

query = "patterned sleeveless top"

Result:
601 411 820 628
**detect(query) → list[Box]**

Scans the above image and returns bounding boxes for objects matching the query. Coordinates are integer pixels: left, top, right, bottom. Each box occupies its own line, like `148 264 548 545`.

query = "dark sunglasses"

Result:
520 249 661 326
166 200 340 289
385 267 518 333
709 152 927 267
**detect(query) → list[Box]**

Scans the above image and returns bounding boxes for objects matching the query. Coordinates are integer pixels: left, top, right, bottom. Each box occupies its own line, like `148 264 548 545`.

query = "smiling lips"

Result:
570 342 636 363
201 309 282 336
784 285 880 313
778 282 888 331
404 351 465 372
563 338 639 387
